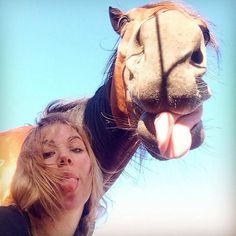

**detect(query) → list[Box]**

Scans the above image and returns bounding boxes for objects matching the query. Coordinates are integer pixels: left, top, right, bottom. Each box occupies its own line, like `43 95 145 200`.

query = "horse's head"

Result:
109 2 216 160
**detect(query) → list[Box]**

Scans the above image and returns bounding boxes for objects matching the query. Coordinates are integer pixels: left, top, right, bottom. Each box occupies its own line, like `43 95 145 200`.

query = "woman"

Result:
0 113 105 236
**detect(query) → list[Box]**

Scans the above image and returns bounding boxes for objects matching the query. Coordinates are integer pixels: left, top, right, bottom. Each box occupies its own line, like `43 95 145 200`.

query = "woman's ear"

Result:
109 6 129 35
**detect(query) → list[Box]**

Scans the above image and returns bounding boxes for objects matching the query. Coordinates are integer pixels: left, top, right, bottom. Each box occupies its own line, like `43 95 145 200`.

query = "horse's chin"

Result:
137 110 205 160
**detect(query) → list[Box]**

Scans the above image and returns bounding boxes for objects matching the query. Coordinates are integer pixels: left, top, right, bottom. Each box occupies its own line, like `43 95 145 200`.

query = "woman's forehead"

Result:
40 123 82 141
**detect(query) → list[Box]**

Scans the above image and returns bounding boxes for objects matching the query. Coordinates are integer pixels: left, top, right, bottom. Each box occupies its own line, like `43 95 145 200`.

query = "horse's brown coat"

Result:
109 2 215 159
0 2 216 201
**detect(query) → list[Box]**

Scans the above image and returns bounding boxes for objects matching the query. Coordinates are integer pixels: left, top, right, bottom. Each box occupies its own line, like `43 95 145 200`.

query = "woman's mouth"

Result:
60 174 79 192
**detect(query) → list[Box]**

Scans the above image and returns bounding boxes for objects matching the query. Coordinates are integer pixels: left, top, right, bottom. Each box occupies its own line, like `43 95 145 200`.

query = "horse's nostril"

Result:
191 48 203 64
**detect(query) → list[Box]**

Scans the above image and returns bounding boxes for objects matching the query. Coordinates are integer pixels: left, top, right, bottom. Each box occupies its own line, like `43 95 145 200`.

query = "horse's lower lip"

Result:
189 120 205 149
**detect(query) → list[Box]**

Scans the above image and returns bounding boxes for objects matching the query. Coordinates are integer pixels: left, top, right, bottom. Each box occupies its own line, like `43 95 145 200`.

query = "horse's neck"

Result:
84 83 139 186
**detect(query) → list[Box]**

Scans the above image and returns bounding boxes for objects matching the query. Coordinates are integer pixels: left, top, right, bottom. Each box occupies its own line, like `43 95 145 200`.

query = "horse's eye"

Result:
200 26 211 46
118 15 130 30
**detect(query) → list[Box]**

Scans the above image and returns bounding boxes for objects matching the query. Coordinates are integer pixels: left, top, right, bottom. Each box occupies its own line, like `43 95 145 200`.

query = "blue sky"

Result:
0 1 235 235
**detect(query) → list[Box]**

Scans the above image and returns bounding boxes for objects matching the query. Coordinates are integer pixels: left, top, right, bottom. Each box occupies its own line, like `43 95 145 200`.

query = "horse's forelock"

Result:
111 1 219 65
43 99 79 115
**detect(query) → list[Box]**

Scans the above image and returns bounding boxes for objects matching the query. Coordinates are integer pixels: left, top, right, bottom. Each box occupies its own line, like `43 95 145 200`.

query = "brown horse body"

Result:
0 2 216 201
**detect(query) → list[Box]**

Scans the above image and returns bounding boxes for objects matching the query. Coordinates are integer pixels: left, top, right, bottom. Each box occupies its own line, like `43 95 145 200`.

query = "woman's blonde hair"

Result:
6 113 105 236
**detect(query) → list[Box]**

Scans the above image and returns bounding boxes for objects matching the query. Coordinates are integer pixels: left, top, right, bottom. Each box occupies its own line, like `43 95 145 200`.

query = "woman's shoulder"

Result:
0 205 31 236
0 205 22 218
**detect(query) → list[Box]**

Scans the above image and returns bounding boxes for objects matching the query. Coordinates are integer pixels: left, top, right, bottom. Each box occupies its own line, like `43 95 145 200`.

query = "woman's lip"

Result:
64 176 79 180
62 172 78 179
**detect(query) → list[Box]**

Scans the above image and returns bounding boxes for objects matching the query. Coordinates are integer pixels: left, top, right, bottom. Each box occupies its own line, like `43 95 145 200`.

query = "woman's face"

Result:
41 123 92 209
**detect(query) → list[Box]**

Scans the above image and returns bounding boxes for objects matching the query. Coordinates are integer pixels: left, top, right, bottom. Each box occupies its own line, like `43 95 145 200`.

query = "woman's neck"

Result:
40 206 84 236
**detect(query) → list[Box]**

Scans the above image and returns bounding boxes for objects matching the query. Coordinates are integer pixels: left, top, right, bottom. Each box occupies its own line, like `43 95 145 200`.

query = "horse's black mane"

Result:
84 48 136 170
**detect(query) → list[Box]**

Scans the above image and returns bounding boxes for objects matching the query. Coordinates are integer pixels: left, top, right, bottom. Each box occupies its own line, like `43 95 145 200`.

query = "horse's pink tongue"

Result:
154 106 203 159
60 178 78 193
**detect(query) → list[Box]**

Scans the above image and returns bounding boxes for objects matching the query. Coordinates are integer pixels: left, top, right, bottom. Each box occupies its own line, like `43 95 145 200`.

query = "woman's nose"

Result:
58 155 73 166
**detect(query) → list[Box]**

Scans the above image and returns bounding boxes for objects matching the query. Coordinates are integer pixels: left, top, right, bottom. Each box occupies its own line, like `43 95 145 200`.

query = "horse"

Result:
0 1 217 202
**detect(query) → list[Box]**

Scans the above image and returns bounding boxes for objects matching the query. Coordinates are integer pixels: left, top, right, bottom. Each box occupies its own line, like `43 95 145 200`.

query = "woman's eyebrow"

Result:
68 135 83 143
42 140 56 146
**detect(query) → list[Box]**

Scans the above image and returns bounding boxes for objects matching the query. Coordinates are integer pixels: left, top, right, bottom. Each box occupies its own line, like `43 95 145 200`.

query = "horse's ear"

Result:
109 6 128 35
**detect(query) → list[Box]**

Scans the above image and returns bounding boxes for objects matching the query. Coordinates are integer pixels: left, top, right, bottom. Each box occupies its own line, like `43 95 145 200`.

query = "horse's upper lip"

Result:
136 101 203 117
168 103 203 116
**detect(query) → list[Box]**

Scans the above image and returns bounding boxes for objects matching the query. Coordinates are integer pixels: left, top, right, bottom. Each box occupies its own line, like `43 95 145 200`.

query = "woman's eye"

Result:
43 151 55 159
71 148 83 153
